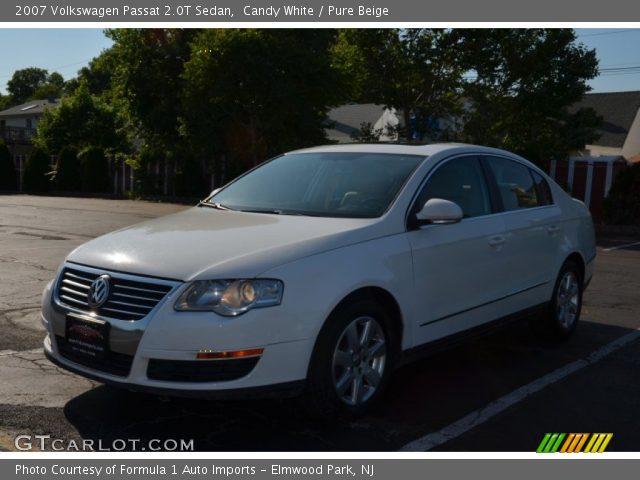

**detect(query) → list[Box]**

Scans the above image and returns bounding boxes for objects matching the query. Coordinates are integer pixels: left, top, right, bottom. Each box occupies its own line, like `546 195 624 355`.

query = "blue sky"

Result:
0 28 638 95
0 29 112 94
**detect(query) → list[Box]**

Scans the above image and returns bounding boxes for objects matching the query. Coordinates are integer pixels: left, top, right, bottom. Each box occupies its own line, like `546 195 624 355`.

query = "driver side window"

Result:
416 156 492 218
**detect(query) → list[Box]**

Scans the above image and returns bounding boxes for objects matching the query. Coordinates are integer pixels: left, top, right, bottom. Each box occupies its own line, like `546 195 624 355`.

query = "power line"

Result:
579 29 640 37
600 65 640 71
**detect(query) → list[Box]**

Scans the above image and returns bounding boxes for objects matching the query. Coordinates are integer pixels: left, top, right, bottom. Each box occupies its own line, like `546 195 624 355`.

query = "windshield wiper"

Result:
238 208 306 216
198 201 232 211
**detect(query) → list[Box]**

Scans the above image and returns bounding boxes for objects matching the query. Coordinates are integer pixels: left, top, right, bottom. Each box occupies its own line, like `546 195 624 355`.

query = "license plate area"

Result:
65 314 110 360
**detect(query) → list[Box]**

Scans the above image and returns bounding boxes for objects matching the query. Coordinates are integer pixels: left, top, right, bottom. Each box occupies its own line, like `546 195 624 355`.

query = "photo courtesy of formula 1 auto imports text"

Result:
0 0 639 479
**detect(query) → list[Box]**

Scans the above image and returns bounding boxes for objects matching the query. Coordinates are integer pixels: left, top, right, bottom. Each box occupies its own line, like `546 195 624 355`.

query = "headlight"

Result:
174 279 284 316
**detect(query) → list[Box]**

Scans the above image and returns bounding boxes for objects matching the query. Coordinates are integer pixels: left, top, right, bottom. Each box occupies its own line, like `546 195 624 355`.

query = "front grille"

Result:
57 266 173 321
55 335 133 377
147 358 259 383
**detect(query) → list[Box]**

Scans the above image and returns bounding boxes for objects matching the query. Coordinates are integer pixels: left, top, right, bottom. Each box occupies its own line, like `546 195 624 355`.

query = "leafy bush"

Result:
79 147 110 192
54 146 81 191
22 147 51 193
0 140 16 190
131 148 164 195
603 163 640 225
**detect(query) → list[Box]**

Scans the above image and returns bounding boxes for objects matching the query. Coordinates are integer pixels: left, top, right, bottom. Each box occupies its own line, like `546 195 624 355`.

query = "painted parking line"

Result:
602 241 640 252
399 328 640 452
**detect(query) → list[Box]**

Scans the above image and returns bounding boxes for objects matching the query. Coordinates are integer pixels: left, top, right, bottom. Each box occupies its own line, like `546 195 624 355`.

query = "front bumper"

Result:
44 339 305 399
42 264 315 396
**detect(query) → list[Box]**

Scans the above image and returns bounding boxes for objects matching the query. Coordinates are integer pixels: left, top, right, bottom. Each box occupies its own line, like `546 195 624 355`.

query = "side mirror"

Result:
415 198 463 225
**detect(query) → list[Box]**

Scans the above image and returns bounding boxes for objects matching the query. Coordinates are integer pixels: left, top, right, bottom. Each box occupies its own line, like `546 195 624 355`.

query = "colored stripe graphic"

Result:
567 433 582 453
537 433 613 453
550 433 566 452
584 433 598 452
574 433 589 453
598 434 613 453
544 433 559 453
536 433 552 453
560 433 575 453
585 433 614 453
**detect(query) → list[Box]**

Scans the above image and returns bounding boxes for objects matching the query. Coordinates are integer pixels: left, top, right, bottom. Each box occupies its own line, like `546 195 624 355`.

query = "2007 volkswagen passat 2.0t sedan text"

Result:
41 144 596 414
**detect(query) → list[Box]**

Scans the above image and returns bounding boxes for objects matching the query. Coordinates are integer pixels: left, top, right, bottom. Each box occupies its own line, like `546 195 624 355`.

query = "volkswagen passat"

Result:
42 144 595 414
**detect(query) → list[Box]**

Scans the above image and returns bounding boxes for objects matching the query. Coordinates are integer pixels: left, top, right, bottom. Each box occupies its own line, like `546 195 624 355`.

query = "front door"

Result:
407 155 508 347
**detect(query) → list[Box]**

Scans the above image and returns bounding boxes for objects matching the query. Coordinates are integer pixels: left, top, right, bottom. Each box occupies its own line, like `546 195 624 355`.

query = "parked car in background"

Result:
41 144 596 414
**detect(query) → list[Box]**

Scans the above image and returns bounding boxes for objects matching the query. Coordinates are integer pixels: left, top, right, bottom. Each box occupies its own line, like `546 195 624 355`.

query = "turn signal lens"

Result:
196 348 264 359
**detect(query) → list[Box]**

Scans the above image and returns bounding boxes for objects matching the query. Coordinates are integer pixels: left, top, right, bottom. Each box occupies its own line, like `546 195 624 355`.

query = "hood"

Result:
66 207 382 281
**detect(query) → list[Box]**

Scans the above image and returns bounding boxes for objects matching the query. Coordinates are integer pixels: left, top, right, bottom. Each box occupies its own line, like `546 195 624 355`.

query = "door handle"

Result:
547 225 560 234
488 235 506 247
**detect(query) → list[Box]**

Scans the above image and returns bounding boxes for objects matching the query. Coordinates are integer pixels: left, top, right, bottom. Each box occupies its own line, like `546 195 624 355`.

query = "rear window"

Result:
486 157 539 211
531 170 553 205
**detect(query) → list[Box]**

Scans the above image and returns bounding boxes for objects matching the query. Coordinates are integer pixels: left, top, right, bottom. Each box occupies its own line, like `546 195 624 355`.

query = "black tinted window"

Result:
417 156 491 218
531 170 553 205
486 157 539 211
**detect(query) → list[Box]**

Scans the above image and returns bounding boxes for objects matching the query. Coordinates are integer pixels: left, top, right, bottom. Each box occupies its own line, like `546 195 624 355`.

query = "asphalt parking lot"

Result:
0 195 638 452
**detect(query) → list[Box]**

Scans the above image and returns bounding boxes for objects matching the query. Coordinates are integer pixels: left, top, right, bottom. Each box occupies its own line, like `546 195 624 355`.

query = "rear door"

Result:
482 155 562 307
407 155 509 346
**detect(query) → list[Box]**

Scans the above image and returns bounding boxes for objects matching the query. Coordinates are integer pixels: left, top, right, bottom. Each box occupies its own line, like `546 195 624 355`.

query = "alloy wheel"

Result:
331 316 387 407
556 271 580 329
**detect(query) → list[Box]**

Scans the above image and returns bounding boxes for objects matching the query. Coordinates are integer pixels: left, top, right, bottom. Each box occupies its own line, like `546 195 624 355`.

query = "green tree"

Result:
182 29 347 180
54 146 82 191
0 141 16 190
47 72 65 90
22 147 51 193
63 78 80 96
459 29 600 167
0 93 14 111
34 80 127 155
79 146 110 192
7 67 49 104
334 29 467 142
75 49 119 96
106 29 195 152
32 72 64 100
103 29 197 189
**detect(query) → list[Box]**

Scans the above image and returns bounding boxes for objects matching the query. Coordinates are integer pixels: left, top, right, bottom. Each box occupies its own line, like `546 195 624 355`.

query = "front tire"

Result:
306 299 395 416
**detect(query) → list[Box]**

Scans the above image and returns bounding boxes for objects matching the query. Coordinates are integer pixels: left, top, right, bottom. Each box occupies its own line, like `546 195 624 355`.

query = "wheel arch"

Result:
309 286 405 370
564 251 586 285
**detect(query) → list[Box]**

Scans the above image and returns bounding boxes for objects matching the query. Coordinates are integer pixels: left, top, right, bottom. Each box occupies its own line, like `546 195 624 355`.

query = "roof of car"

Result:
288 142 501 157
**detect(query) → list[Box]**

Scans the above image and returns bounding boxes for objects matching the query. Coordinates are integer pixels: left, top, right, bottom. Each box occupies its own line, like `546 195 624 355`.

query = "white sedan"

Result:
42 143 595 414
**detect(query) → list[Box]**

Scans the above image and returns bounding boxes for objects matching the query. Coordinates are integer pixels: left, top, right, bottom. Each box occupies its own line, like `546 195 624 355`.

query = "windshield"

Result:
206 152 425 218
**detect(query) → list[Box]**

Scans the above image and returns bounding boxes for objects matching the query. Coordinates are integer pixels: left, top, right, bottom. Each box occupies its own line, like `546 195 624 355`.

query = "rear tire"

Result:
305 299 395 417
541 260 583 340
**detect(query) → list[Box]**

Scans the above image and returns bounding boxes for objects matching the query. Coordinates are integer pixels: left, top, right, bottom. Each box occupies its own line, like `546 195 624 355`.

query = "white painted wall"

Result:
622 108 640 162
581 145 623 157
373 108 400 141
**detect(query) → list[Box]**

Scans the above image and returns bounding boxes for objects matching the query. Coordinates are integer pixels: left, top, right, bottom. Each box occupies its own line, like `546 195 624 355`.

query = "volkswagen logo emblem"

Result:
88 275 111 308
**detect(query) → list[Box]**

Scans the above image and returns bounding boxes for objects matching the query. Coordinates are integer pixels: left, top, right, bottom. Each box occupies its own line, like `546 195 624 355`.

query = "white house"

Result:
0 98 60 190
326 104 400 143
0 98 59 131
572 91 640 163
